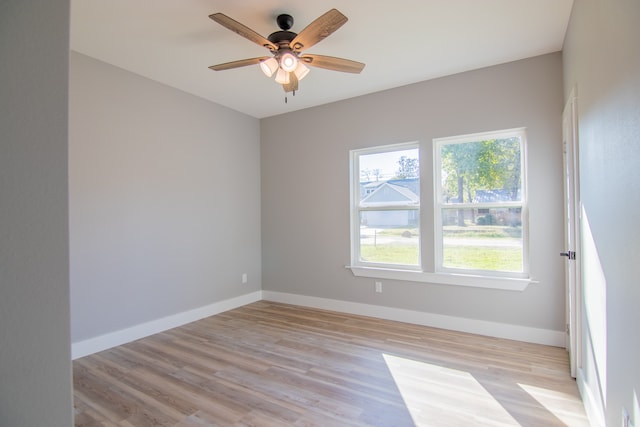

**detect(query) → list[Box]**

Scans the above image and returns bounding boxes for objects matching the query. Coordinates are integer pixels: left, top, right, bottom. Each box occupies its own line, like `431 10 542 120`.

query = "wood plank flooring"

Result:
73 301 590 426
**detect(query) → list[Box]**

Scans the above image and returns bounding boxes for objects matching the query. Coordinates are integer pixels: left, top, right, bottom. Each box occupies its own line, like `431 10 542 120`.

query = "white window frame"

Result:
434 128 529 279
350 142 421 271
348 131 532 291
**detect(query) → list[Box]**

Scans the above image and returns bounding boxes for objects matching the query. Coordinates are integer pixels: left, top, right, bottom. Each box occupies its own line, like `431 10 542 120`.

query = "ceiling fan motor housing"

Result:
268 30 297 46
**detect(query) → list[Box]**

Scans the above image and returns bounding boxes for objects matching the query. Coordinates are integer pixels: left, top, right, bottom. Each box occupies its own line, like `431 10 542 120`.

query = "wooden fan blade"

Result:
283 72 299 93
290 9 347 52
300 54 365 73
209 13 277 51
209 56 270 71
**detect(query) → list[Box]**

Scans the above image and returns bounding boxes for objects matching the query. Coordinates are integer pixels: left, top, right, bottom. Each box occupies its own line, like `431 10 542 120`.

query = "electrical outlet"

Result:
375 281 382 293
242 273 248 284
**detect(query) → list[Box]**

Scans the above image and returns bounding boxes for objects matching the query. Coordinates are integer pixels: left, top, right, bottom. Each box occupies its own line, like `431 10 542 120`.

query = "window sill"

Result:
347 266 533 291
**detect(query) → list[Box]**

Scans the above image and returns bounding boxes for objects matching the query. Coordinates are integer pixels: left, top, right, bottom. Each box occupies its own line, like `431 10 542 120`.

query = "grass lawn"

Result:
360 223 522 271
443 225 522 239
361 244 522 271
360 245 419 265
443 246 522 272
443 225 522 271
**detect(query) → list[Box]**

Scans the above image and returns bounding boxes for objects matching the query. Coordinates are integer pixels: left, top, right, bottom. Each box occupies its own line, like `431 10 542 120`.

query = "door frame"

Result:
562 87 582 378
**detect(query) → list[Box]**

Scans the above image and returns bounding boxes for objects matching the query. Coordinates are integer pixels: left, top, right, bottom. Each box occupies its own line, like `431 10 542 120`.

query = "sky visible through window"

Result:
359 148 419 181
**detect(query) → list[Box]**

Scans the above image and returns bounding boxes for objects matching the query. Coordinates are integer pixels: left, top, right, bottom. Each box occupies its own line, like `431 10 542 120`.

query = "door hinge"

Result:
560 251 576 260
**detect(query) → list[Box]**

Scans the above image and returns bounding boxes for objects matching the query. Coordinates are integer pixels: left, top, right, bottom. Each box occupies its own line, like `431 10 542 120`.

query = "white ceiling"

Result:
71 0 574 119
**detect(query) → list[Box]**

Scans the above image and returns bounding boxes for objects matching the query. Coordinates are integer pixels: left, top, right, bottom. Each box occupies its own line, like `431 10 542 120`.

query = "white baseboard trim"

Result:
72 290 565 359
576 368 605 427
262 291 566 347
71 291 263 360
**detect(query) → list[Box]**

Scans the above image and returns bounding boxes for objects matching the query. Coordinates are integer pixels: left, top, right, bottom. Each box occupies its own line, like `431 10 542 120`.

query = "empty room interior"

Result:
2 1 639 426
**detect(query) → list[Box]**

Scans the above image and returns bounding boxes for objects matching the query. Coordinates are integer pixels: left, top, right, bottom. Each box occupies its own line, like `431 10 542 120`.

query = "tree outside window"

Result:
435 129 527 275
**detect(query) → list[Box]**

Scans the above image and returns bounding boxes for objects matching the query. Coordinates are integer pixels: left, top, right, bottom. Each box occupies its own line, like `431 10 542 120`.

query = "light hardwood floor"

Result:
73 301 590 426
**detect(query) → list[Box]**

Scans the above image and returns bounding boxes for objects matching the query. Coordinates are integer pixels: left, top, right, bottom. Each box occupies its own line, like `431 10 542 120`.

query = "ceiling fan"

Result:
208 9 365 96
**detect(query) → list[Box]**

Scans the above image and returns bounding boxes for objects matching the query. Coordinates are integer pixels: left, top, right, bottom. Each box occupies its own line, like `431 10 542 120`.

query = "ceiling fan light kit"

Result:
259 57 279 77
294 62 310 80
208 9 365 100
279 51 298 72
275 68 290 85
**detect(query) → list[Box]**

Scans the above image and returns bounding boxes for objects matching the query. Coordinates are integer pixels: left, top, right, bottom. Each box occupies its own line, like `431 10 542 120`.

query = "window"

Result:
350 143 420 269
434 128 528 277
349 129 529 289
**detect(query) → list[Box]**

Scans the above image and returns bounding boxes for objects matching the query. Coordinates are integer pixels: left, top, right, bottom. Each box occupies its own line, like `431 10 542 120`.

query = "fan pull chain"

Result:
284 91 296 104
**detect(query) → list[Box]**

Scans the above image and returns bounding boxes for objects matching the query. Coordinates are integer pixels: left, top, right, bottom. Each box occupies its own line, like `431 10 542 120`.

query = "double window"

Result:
350 128 528 285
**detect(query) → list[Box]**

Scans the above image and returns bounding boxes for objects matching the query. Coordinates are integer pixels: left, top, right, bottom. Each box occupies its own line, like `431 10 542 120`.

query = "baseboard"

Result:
71 291 263 359
262 291 566 347
72 289 565 359
576 368 605 427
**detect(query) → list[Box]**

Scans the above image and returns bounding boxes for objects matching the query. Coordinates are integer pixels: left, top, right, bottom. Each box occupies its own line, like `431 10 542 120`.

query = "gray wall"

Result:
261 53 566 332
69 53 262 342
563 0 640 426
0 1 73 426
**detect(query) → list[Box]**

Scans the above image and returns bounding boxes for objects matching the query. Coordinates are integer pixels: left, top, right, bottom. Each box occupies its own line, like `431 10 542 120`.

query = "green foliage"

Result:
476 214 497 225
440 138 521 203
396 156 419 179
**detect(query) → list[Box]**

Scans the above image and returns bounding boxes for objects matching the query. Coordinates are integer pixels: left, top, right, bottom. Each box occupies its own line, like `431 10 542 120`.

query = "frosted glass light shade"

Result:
260 57 278 77
279 52 298 72
275 68 290 84
294 62 310 81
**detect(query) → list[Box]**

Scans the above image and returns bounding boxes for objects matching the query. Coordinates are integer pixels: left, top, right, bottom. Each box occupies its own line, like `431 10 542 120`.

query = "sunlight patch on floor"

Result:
383 353 517 426
518 383 587 426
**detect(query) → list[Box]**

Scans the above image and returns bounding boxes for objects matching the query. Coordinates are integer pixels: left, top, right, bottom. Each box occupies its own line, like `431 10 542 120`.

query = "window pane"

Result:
354 144 420 268
359 148 420 186
360 210 419 266
440 137 521 204
441 207 523 272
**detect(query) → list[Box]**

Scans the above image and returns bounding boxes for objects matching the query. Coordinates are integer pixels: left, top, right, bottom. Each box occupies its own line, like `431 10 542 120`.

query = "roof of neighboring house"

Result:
360 182 419 207
360 178 419 198
363 181 386 188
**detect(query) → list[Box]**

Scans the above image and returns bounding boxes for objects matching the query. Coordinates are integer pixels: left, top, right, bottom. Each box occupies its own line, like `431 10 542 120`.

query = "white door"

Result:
561 90 581 378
